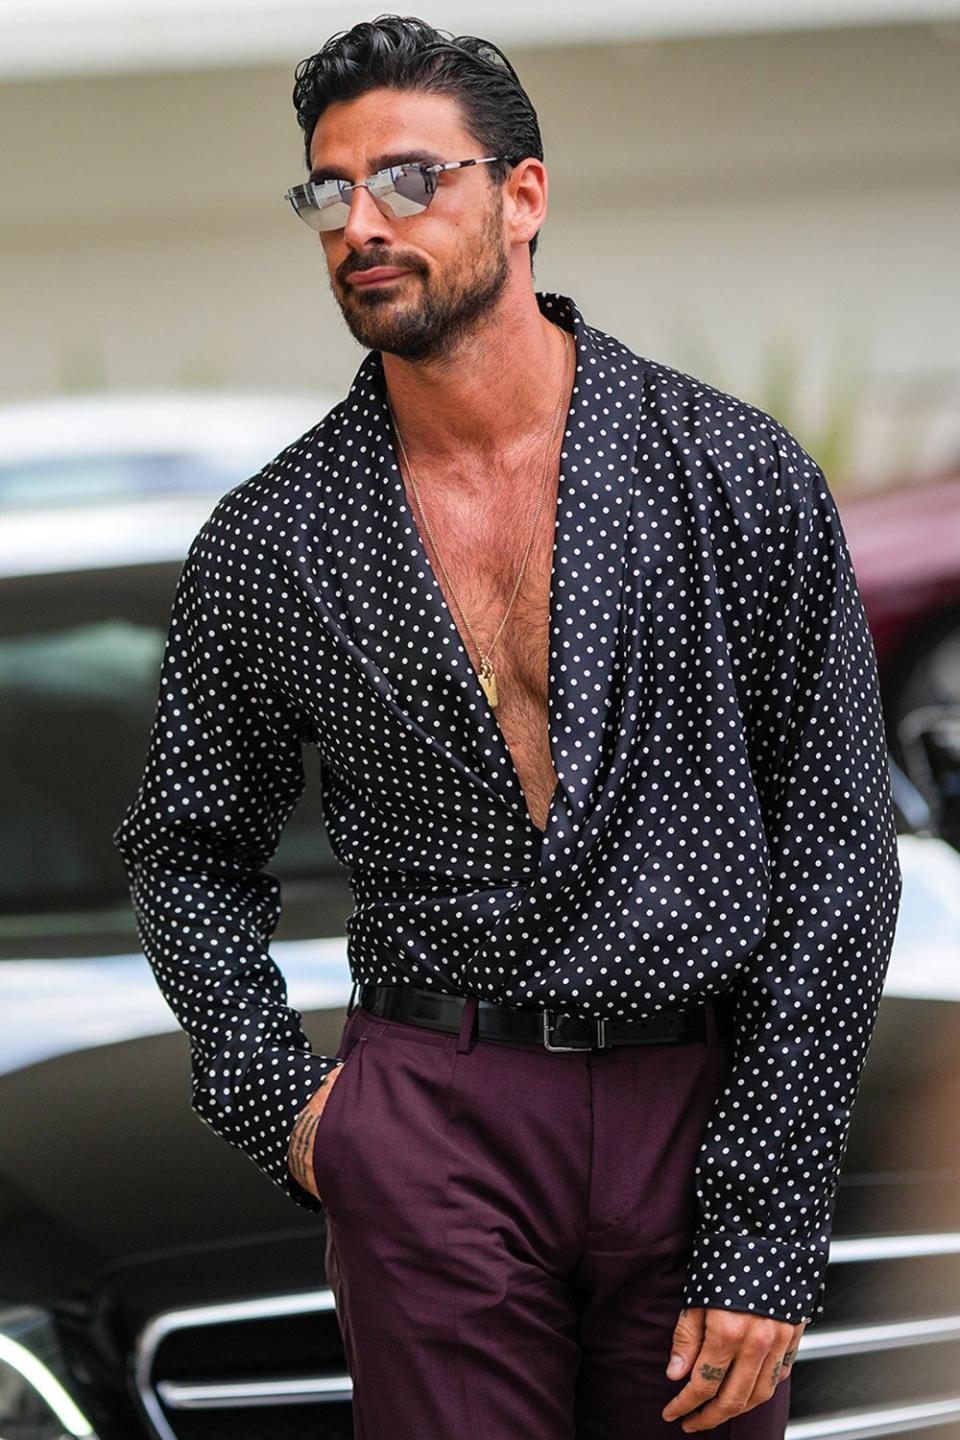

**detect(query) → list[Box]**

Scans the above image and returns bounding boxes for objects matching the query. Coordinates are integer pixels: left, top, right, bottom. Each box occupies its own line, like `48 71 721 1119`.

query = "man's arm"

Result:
680 428 903 1327
112 523 339 1212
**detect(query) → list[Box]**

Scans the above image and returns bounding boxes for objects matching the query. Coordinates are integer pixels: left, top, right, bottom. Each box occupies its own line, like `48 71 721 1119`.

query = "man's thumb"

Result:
666 1305 705 1379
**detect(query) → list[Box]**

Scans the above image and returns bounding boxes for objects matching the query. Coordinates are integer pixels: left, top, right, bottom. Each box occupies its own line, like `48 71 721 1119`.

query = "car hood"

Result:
0 887 352 1304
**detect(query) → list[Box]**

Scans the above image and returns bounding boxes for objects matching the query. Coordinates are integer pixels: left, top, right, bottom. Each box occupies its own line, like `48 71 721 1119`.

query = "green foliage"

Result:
674 318 874 498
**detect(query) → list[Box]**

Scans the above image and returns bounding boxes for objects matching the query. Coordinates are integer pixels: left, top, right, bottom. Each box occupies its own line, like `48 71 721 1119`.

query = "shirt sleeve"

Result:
111 524 337 1214
680 430 904 1327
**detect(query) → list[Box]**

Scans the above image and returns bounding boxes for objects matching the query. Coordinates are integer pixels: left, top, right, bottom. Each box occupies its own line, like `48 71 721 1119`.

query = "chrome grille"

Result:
131 1234 960 1440
785 1233 960 1439
133 1290 352 1440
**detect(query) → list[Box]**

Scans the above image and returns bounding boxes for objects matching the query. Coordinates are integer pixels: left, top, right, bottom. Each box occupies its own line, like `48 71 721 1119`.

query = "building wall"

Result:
2 21 959 486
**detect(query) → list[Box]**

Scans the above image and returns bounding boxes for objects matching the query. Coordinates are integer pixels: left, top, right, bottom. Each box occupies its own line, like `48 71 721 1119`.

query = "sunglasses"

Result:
284 155 512 233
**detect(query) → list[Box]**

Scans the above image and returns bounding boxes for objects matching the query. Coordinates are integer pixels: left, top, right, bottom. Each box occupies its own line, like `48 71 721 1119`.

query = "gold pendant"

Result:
478 657 498 708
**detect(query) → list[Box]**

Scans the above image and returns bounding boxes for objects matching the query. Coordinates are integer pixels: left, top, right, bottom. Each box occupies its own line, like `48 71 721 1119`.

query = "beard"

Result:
329 192 510 363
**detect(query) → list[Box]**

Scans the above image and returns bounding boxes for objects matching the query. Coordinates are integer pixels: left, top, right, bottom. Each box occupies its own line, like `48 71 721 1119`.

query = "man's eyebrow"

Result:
308 150 445 184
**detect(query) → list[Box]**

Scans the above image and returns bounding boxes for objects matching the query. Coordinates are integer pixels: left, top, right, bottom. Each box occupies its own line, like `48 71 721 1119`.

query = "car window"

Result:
0 453 251 509
0 560 336 913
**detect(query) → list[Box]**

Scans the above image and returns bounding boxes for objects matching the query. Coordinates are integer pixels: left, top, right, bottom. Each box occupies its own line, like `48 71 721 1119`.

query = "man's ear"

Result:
504 157 547 249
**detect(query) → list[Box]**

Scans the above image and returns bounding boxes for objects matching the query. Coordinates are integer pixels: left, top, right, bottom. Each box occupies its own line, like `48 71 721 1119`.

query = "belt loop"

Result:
456 994 480 1053
704 994 718 1048
346 979 359 1017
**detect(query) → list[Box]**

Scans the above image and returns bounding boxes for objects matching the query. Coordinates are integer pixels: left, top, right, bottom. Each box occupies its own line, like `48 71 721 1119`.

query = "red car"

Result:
841 463 960 848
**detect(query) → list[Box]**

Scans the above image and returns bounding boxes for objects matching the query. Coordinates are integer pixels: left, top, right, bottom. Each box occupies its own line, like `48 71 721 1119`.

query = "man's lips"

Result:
346 267 413 287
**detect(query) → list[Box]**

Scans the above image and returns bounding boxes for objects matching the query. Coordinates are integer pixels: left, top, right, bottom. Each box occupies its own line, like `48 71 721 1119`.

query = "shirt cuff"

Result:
681 1228 829 1327
195 1048 342 1215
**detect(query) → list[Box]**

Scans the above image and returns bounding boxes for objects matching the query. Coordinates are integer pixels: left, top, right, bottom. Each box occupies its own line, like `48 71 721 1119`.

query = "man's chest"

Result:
398 466 561 829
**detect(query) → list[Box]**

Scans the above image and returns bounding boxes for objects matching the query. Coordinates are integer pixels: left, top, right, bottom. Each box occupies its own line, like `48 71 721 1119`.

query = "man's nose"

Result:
342 181 395 250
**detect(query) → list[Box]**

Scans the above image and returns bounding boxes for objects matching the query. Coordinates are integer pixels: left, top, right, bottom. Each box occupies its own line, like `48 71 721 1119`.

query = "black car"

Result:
3 496 960 1439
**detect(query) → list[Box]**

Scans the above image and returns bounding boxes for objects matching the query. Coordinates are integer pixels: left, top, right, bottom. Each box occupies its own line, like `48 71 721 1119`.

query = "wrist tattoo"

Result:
288 1109 322 1191
287 1065 342 1191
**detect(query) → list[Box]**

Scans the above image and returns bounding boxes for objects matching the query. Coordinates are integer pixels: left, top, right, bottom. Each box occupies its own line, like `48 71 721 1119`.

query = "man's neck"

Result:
379 289 570 471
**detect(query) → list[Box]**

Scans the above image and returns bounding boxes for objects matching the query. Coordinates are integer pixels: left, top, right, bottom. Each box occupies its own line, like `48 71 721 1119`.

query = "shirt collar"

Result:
316 291 640 842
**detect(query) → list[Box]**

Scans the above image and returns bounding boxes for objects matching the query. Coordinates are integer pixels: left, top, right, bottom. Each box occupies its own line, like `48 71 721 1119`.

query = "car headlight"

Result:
0 1305 96 1438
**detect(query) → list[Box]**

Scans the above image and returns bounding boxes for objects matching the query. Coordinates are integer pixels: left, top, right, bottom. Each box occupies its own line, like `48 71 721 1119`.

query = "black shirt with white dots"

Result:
113 291 903 1328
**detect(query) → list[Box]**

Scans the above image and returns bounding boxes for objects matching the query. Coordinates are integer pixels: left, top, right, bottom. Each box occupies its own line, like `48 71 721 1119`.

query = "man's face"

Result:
308 88 511 362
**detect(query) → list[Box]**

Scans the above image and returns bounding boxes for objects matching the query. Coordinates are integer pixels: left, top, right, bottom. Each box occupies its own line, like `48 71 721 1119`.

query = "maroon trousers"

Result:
313 996 792 1439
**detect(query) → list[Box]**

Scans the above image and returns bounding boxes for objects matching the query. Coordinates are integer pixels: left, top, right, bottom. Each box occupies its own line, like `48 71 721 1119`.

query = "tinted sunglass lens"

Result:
300 200 350 232
286 165 438 230
314 200 352 231
390 166 434 207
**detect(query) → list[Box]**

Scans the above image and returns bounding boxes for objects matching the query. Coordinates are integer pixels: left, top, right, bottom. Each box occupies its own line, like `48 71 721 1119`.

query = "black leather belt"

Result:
354 981 736 1052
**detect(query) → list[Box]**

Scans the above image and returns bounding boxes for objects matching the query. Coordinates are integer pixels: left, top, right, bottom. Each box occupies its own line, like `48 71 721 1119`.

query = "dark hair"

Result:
292 13 544 263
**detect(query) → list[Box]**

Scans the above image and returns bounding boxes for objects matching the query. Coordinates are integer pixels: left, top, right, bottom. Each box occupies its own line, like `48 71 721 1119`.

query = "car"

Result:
842 461 960 851
0 389 337 577
2 417 959 1437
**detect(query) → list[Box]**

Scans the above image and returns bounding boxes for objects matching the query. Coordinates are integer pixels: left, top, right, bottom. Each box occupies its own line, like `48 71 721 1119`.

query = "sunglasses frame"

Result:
284 154 514 232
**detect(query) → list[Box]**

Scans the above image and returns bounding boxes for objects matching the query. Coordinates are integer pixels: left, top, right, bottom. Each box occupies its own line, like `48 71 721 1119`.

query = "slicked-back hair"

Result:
292 13 544 264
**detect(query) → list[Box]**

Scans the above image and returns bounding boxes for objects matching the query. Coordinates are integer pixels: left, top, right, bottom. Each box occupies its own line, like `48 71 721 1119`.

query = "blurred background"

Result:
3 0 960 486
2 5 960 1440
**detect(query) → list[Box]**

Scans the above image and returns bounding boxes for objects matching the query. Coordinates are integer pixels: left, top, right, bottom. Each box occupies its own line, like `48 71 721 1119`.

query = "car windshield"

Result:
0 558 335 914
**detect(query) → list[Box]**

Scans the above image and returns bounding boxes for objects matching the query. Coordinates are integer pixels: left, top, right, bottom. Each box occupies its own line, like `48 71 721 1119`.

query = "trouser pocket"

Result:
311 1019 369 1200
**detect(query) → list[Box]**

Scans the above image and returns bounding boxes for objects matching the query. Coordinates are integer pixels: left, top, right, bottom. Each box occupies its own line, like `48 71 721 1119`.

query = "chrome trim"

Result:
797 1312 960 1359
828 1232 960 1263
785 1394 960 1439
132 1289 342 1440
156 1375 353 1409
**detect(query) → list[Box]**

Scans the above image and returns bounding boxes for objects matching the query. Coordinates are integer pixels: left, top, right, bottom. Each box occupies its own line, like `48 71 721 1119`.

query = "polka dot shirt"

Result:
112 291 903 1328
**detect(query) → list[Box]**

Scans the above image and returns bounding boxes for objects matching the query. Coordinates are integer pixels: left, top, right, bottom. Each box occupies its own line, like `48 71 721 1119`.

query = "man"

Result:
112 15 903 1438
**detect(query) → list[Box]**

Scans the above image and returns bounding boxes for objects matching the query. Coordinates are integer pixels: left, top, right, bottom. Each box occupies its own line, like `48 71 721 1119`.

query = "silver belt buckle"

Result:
542 1009 609 1052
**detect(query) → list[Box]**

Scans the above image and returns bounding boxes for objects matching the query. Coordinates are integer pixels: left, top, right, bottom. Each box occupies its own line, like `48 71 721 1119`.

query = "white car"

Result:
0 389 338 576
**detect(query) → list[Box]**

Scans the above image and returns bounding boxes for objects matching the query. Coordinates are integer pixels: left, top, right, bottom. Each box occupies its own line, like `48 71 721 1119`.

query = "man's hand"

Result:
662 1305 804 1430
286 1063 345 1201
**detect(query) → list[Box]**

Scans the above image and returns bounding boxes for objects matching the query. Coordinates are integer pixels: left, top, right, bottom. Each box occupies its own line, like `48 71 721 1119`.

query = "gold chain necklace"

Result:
389 327 573 708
